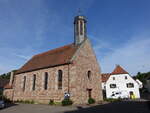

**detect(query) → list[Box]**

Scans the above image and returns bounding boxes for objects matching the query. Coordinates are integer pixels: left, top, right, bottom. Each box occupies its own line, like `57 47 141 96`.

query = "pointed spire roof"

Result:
111 65 129 75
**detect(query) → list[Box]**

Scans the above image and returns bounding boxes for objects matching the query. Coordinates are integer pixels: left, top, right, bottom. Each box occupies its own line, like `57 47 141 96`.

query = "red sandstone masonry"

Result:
7 39 103 104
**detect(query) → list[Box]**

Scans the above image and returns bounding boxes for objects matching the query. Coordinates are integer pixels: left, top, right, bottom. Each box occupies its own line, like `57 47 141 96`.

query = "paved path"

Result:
0 104 78 113
0 100 150 113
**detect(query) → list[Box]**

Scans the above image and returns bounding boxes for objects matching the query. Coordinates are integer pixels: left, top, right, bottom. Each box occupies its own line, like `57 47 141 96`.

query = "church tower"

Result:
74 15 87 45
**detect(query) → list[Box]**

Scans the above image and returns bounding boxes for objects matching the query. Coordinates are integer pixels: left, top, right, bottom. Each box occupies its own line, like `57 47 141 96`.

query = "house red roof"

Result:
111 65 128 75
16 44 78 74
101 73 111 82
101 65 129 82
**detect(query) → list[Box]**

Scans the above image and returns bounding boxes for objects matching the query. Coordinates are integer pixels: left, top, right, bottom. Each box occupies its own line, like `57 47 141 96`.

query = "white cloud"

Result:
94 34 150 75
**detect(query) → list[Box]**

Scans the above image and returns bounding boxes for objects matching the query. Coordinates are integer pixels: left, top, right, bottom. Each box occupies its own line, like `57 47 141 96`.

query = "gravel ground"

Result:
0 100 150 113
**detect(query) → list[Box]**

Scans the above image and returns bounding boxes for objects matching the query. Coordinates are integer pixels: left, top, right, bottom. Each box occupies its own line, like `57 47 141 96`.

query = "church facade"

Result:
4 15 103 104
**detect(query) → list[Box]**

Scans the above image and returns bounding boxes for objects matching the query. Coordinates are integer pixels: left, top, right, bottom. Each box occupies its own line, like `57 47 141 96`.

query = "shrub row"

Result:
49 99 73 106
104 98 122 102
15 100 35 104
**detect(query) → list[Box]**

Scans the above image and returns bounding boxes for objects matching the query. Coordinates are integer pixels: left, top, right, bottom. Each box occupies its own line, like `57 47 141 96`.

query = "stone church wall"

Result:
12 40 103 104
69 39 103 104
13 65 69 104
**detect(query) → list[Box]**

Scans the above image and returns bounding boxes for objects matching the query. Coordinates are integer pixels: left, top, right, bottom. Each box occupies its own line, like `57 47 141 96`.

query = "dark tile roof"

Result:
16 44 78 74
101 73 111 82
111 65 128 75
0 79 9 88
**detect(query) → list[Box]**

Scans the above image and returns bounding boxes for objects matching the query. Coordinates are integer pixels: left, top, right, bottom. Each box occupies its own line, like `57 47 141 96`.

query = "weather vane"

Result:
78 8 82 15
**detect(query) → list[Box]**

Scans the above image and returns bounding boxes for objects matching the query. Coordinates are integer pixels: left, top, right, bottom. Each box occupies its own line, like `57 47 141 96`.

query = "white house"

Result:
101 65 141 99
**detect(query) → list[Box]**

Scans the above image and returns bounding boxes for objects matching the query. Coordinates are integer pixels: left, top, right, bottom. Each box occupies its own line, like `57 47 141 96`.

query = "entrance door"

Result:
87 89 92 98
129 91 134 99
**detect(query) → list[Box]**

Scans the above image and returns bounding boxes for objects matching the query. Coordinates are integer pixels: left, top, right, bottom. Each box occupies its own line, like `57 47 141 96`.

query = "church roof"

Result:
111 65 129 75
101 73 111 82
16 44 78 74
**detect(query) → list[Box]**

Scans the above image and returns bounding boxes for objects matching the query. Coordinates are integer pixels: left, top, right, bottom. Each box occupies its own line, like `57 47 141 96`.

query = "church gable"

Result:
68 39 102 103
72 39 100 69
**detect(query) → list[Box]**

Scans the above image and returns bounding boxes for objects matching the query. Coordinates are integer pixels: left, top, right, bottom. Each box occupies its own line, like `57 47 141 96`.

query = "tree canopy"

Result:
135 71 150 84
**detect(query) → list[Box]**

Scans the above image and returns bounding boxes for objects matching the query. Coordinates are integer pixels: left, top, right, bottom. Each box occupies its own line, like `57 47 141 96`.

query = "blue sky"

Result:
0 0 150 75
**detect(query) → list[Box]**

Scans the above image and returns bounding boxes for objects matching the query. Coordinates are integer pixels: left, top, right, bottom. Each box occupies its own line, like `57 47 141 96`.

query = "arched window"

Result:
80 21 83 35
44 72 48 90
23 76 26 91
58 70 63 89
87 71 91 80
32 74 36 91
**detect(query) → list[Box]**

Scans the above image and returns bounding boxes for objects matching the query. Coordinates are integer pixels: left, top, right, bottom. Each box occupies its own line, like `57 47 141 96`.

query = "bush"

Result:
61 99 73 106
104 98 122 102
30 100 35 104
49 99 54 105
88 98 95 104
15 100 35 104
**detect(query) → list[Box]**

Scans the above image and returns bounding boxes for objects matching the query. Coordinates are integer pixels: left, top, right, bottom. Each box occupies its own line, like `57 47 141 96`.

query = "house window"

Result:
44 72 48 90
23 76 26 91
87 71 91 80
113 77 115 80
110 84 116 88
58 70 63 89
127 83 134 88
125 76 128 79
32 74 36 91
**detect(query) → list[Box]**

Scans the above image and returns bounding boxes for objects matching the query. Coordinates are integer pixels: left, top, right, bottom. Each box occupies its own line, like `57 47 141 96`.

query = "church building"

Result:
4 15 103 104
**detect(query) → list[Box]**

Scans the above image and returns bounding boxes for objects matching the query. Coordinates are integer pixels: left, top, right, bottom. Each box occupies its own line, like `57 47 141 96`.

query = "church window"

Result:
87 71 91 80
110 84 116 88
44 72 48 90
32 74 36 91
58 70 63 89
126 83 134 88
125 76 128 79
23 76 26 91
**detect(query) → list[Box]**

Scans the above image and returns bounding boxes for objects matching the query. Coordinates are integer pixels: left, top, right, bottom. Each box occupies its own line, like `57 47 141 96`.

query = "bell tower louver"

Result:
74 15 87 45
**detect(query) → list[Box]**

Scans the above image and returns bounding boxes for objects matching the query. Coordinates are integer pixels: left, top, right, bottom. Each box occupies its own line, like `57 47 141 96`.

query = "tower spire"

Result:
74 13 87 45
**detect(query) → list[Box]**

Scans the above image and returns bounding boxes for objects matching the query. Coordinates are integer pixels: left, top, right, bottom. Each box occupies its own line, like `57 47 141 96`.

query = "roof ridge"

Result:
16 43 78 74
34 43 74 58
111 65 128 74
